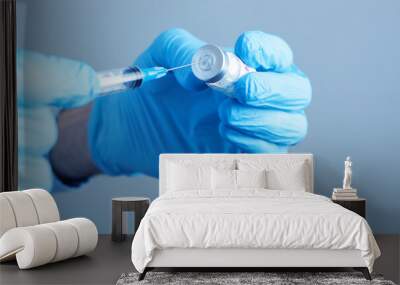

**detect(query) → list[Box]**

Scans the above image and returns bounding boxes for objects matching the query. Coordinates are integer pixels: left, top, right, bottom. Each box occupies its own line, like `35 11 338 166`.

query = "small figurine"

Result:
342 156 352 190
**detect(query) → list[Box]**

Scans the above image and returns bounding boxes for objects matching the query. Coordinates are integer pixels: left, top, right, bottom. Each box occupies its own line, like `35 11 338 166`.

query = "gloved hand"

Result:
17 49 99 190
89 28 311 177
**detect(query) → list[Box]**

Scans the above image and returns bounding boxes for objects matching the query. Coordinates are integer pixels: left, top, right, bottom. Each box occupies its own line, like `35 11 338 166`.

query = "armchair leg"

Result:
354 267 372 280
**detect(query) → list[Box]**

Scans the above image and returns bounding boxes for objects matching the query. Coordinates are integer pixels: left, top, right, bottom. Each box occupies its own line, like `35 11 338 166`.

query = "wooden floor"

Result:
374 234 400 284
0 235 398 285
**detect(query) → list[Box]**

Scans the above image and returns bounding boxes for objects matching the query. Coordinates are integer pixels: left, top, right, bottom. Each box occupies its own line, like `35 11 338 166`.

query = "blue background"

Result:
17 0 400 234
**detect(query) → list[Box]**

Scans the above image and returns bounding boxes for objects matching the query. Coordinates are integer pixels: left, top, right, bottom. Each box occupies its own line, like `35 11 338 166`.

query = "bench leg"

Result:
354 267 371 280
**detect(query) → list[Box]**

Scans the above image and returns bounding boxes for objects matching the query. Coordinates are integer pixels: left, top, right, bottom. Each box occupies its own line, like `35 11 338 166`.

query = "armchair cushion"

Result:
0 189 97 269
0 218 98 269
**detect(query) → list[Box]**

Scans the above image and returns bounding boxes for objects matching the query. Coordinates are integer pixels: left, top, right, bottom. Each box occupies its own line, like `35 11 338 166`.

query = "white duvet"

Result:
131 190 380 273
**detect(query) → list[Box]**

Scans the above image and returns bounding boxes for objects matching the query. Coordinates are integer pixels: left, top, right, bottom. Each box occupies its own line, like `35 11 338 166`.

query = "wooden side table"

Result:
332 198 366 218
112 197 150 242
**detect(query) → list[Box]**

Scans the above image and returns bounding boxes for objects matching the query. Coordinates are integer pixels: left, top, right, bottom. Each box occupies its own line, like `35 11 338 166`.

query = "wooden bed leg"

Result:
138 268 148 281
354 267 372 280
362 268 372 281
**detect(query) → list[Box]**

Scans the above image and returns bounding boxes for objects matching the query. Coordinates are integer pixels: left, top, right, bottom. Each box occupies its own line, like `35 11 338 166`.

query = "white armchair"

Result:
0 189 98 269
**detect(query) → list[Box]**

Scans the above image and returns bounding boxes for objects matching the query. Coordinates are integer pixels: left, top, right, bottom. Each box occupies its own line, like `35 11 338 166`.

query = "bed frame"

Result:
139 154 371 280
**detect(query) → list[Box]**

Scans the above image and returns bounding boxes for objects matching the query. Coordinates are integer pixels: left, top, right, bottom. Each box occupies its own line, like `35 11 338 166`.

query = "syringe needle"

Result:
167 63 193 72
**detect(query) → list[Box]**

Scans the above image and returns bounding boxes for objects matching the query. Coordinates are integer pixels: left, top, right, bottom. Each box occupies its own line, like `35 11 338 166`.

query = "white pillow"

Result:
211 169 236 190
236 169 267 188
211 169 268 190
266 168 306 191
167 162 211 191
238 159 309 191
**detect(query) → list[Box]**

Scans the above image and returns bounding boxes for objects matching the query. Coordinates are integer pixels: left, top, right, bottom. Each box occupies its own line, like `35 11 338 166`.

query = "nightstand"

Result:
112 197 150 242
332 198 366 218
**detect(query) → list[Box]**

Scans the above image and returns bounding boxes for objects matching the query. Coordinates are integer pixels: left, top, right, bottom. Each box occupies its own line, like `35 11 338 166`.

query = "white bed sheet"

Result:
131 190 380 273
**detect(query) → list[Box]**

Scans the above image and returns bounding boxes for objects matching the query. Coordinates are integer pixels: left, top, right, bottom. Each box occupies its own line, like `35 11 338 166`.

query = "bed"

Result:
131 154 380 280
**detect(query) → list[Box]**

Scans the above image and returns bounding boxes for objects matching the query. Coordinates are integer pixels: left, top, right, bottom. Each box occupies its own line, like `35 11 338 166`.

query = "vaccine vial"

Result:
191 44 255 94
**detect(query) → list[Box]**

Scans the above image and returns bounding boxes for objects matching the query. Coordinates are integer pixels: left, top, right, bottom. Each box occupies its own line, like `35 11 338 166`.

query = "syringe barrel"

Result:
97 66 143 96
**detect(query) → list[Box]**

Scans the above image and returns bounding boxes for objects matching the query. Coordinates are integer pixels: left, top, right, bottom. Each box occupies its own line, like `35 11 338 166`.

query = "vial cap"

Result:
192 44 226 82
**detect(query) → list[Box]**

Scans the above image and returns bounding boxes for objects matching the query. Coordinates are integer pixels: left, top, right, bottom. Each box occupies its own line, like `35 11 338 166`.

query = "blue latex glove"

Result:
17 49 99 190
89 29 311 177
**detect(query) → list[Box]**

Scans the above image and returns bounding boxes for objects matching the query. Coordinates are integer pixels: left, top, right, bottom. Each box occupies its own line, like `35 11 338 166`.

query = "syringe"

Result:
96 64 192 95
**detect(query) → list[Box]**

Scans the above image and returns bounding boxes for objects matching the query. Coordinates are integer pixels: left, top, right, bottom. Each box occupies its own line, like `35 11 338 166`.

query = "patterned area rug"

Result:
116 271 396 285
